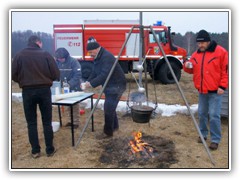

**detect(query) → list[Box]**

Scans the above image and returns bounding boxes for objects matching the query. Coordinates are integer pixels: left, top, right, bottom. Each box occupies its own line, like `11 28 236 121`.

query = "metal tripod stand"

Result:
74 21 215 166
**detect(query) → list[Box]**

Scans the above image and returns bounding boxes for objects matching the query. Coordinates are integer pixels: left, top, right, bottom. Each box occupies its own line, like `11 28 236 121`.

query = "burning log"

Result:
128 131 155 158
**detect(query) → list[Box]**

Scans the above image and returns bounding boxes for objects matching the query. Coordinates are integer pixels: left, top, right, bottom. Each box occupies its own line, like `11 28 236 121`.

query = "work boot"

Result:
197 137 207 143
65 122 72 127
47 149 57 157
114 127 119 132
209 142 218 150
31 152 40 159
65 122 79 129
73 124 79 129
96 132 113 140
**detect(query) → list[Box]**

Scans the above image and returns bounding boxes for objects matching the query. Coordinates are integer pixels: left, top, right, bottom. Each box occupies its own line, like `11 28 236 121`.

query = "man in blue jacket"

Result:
55 48 82 128
84 37 126 137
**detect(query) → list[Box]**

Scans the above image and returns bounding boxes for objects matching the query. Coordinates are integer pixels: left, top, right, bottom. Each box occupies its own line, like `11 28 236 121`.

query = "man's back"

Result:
12 46 59 88
11 35 59 158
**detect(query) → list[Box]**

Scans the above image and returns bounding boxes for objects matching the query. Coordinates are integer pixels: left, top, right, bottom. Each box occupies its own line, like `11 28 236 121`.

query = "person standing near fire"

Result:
183 29 228 150
12 35 60 158
82 37 126 138
55 47 82 129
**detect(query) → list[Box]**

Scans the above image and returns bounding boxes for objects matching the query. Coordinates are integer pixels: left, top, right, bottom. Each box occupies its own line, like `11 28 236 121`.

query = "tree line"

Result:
173 31 229 56
11 30 54 58
11 30 229 58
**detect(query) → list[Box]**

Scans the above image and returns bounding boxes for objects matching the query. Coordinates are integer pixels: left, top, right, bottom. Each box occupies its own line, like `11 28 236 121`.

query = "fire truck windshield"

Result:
149 31 167 44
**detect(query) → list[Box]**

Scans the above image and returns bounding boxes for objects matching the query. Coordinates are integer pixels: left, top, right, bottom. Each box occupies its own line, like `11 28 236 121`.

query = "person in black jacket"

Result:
55 47 83 128
83 37 126 137
12 35 60 158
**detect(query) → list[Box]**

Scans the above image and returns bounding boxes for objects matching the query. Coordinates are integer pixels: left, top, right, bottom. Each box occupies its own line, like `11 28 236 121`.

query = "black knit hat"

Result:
196 30 211 42
87 36 100 51
55 48 70 59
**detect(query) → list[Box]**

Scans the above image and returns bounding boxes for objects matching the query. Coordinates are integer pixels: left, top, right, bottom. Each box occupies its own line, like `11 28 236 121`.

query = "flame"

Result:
129 131 154 157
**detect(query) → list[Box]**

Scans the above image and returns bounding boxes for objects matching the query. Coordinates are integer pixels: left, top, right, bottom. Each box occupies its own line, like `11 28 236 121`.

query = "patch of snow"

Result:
12 93 23 103
12 93 198 117
75 98 198 117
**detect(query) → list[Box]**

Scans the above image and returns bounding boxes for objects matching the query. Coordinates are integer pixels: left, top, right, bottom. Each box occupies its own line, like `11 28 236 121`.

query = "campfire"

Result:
129 131 155 158
99 133 177 168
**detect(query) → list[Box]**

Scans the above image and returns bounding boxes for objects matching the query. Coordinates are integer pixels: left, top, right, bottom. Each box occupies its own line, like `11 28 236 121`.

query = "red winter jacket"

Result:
183 41 228 94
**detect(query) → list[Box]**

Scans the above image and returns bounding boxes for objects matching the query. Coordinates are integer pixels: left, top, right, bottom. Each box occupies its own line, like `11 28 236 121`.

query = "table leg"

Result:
70 106 74 146
58 105 62 127
91 96 94 132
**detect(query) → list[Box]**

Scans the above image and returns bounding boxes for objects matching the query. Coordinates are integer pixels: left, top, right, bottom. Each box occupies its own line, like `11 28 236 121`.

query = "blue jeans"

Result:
103 93 122 136
198 93 223 144
22 87 55 154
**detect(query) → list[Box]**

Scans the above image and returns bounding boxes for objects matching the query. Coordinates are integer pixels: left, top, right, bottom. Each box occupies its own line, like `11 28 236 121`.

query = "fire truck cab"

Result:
53 20 187 84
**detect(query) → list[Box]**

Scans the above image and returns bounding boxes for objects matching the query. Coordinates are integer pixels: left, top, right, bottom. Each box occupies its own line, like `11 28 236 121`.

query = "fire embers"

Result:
99 134 177 168
129 131 155 158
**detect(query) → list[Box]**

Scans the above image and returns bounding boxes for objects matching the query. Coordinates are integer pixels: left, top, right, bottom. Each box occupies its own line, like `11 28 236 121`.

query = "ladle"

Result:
131 72 145 93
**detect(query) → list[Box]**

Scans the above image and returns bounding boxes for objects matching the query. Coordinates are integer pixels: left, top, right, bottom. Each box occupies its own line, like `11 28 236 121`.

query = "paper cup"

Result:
81 83 86 90
186 62 193 68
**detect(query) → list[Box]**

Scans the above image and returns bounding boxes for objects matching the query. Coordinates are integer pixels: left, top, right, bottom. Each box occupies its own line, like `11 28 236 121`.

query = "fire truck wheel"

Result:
79 61 93 81
157 62 181 84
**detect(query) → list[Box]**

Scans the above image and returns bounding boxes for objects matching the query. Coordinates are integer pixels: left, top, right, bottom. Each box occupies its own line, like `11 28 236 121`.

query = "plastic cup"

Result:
81 83 86 90
80 109 85 115
55 87 60 95
186 62 193 68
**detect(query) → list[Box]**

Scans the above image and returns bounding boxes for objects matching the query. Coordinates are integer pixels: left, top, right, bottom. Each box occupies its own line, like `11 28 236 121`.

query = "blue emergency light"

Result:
153 21 162 26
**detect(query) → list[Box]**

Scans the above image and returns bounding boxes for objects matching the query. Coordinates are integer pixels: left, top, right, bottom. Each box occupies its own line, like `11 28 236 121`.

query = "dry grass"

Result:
11 72 229 169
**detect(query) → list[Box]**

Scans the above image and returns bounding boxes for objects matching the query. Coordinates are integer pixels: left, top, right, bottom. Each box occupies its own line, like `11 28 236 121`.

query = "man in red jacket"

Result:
183 30 228 150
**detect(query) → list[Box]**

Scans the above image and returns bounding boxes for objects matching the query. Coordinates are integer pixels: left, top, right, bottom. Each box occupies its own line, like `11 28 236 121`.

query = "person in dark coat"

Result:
55 47 83 128
12 35 60 158
83 37 127 137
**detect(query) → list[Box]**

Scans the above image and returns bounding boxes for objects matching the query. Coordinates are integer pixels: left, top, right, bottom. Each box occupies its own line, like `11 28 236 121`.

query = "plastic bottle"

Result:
63 77 70 93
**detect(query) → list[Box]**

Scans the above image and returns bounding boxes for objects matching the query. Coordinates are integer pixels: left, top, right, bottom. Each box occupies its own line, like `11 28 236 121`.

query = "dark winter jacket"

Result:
87 47 126 95
12 44 60 88
56 55 82 91
183 41 228 94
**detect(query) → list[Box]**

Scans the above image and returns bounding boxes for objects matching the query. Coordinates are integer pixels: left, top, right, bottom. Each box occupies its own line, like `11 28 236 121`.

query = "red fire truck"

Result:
53 20 187 84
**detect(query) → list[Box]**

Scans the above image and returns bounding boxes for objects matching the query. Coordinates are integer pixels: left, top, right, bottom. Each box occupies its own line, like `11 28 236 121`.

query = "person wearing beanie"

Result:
183 29 228 150
196 29 211 42
12 35 60 158
87 36 100 51
83 36 127 138
55 47 83 129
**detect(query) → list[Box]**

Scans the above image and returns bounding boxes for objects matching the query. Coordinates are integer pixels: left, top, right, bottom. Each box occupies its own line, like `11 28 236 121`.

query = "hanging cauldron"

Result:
130 105 154 123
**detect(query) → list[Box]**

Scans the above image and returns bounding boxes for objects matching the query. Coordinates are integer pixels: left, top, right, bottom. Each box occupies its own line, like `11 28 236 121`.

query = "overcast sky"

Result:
11 10 229 35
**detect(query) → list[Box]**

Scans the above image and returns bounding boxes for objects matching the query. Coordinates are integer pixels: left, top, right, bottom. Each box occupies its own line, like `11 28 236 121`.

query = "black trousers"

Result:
22 87 54 154
103 93 122 136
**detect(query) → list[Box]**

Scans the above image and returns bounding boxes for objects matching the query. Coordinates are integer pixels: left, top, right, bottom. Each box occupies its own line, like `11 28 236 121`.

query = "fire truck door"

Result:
55 33 83 58
126 33 139 58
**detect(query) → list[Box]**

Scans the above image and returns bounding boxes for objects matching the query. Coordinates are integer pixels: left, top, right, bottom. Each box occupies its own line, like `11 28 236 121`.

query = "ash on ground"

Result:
99 134 177 168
